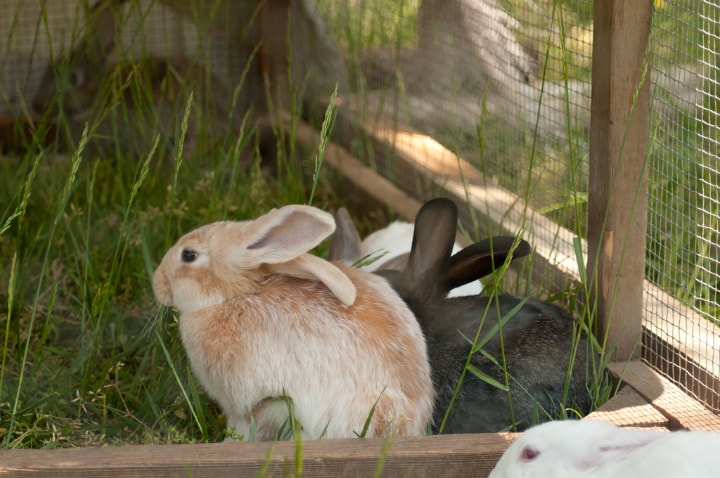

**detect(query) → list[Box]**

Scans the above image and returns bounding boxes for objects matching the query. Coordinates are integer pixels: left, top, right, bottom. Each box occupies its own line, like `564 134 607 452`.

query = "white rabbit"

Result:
333 213 482 297
489 419 720 478
359 220 416 272
152 204 434 441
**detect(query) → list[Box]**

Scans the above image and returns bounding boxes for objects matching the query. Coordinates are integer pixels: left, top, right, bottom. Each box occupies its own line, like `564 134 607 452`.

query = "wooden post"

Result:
588 1 652 361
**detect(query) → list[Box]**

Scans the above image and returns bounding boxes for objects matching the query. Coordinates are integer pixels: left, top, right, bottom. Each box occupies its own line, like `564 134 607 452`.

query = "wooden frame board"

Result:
0 433 511 477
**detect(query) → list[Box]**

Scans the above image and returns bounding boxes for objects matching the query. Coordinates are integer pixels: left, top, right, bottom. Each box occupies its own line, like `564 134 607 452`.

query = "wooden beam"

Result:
587 1 652 361
0 433 512 477
288 116 424 222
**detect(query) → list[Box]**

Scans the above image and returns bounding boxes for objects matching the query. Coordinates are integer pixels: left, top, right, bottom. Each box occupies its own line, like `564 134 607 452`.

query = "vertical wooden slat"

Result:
588 1 652 361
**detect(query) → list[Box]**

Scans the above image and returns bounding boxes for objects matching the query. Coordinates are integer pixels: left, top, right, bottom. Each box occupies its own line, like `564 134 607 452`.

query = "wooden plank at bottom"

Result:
609 361 720 431
0 433 512 477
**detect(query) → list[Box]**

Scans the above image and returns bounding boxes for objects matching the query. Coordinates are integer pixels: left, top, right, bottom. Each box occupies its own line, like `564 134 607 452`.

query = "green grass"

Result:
0 138 253 446
0 0 662 450
0 130 365 448
0 50 362 446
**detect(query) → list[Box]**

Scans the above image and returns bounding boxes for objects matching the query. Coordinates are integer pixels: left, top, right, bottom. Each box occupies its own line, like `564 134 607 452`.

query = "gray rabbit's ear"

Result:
328 207 362 264
446 237 531 290
393 197 458 301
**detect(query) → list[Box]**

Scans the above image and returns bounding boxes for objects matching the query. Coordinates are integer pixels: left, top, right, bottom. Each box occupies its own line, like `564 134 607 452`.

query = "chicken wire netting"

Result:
317 0 720 417
315 0 593 237
645 0 720 413
0 1 345 154
0 0 718 416
0 2 237 115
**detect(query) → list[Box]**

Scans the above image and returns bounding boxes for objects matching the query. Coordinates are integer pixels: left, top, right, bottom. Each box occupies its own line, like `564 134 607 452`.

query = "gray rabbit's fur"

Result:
332 198 594 433
389 199 592 433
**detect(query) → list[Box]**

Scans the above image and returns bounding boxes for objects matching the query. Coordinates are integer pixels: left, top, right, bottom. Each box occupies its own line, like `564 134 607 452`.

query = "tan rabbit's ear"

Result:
270 255 357 306
223 204 357 306
240 204 336 264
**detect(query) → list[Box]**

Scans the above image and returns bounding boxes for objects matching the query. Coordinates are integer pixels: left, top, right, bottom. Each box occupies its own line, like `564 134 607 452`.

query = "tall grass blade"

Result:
5 124 88 447
307 84 339 205
354 387 385 439
154 329 205 437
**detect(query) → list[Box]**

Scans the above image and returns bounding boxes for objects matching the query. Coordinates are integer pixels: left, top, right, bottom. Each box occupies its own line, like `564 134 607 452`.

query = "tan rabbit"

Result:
152 204 435 440
33 0 259 158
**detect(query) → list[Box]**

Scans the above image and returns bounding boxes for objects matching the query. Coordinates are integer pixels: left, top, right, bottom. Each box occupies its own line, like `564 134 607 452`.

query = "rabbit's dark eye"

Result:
181 249 198 263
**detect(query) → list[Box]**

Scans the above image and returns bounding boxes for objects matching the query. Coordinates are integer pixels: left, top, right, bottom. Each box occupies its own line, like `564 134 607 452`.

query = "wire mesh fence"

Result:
645 0 720 413
317 0 720 416
315 0 593 239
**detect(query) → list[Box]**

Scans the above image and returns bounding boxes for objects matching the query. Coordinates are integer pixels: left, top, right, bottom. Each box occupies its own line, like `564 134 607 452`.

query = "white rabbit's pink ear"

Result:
575 428 663 470
243 205 336 264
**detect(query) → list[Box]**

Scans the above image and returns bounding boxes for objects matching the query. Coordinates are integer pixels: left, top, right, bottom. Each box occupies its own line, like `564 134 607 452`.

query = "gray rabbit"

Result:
332 198 594 433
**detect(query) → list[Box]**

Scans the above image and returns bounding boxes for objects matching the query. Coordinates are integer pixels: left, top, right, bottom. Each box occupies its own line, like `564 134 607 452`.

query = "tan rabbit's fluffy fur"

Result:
153 206 434 440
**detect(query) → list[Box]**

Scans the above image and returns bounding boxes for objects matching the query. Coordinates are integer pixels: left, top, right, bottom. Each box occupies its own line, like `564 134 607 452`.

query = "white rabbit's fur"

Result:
490 419 720 478
153 205 434 441
360 221 482 297
359 221 416 271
